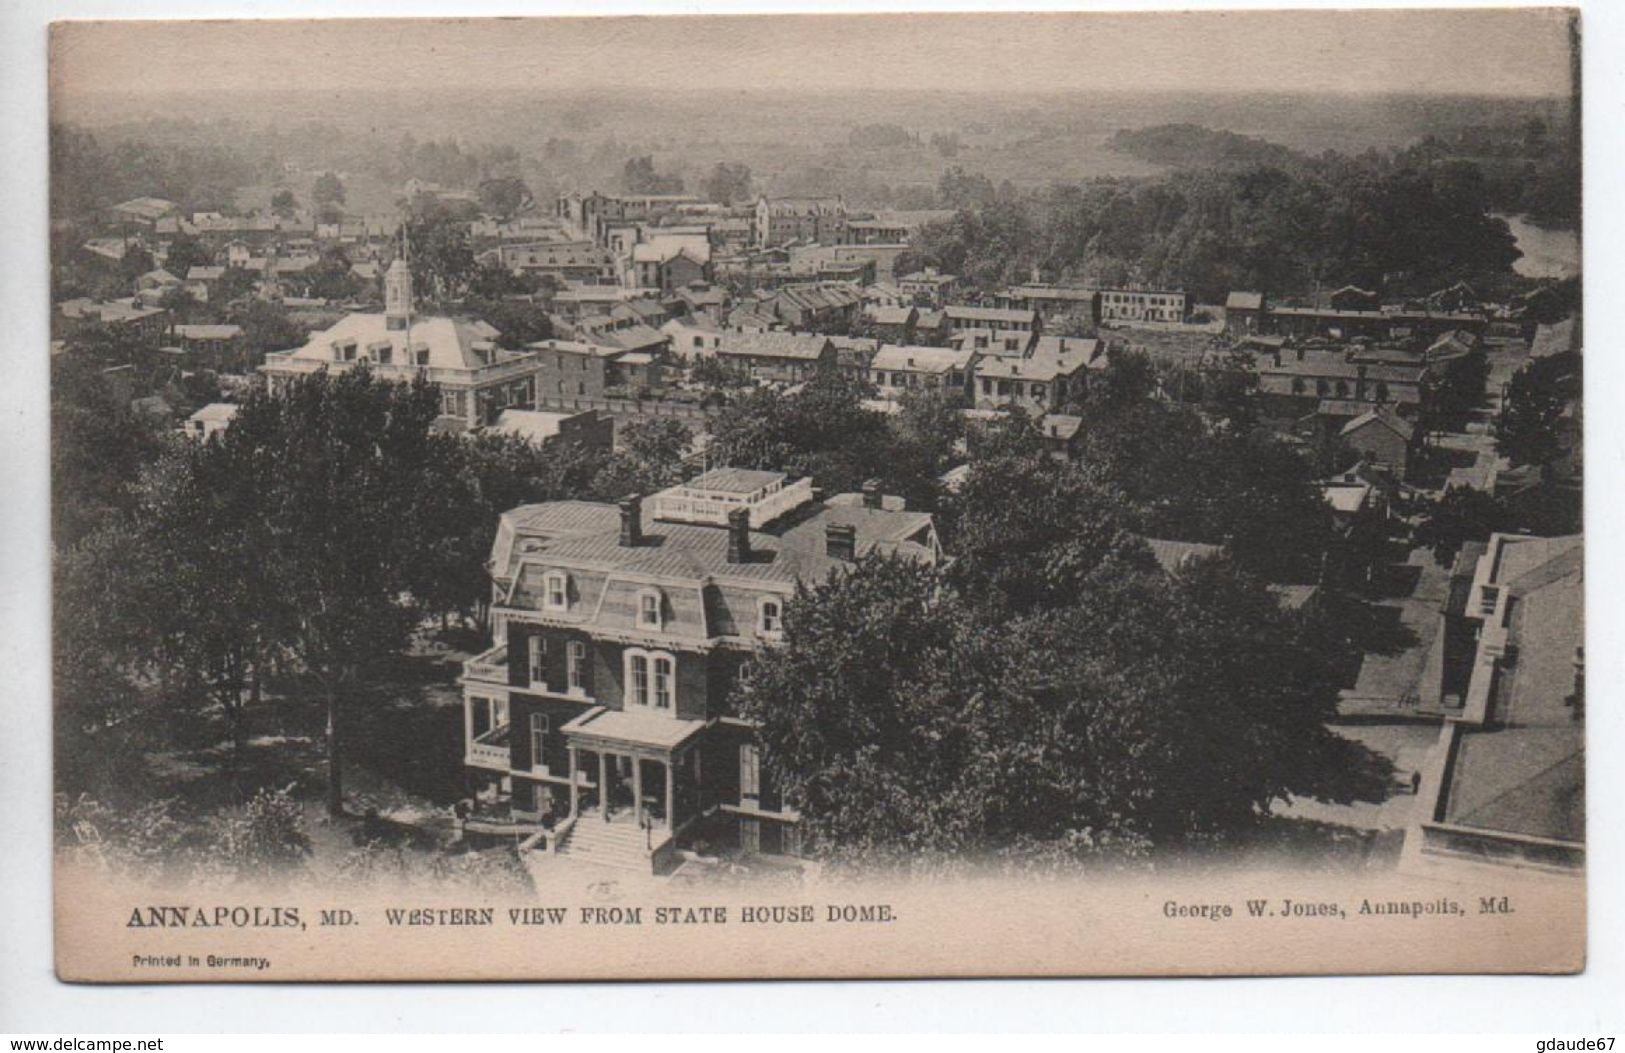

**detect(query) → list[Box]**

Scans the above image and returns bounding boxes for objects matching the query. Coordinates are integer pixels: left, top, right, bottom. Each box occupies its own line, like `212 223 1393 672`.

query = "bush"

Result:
212 787 312 873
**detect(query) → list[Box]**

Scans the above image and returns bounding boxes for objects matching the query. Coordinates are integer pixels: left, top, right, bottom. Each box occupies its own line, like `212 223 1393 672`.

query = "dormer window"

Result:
639 589 663 630
544 572 569 611
758 597 783 637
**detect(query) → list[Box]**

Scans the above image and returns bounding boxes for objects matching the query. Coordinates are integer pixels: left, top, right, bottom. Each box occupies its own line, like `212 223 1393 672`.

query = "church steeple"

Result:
385 226 414 332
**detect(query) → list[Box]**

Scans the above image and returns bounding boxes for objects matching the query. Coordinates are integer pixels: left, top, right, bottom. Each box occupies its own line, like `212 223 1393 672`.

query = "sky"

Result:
50 8 1577 103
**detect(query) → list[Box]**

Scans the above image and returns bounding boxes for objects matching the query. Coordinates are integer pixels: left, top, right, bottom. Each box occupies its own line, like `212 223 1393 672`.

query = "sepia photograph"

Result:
39 6 1586 983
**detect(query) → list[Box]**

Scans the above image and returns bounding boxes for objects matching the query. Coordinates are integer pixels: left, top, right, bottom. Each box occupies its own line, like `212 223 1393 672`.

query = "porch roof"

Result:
561 707 707 752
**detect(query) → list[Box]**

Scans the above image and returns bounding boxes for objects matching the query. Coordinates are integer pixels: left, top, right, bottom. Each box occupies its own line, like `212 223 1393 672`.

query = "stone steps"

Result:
557 819 658 872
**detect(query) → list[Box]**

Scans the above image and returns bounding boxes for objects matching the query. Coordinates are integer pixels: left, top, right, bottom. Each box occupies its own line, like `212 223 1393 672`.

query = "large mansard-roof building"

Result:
460 468 941 871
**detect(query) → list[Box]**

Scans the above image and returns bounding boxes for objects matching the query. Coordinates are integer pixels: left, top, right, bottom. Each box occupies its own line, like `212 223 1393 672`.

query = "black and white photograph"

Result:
34 6 1588 982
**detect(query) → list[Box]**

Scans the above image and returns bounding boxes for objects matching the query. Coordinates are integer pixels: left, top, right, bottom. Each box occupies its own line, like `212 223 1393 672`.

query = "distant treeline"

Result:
1109 120 1580 230
50 124 279 219
1107 124 1303 170
915 131 1550 302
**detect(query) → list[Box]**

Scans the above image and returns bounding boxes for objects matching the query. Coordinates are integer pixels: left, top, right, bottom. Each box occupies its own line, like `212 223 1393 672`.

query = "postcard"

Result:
48 9 1584 981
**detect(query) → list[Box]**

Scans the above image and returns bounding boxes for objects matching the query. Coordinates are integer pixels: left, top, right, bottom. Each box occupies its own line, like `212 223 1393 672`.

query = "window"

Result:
544 572 568 611
624 648 676 711
530 713 549 770
759 598 782 636
740 744 761 802
628 652 649 708
639 590 663 630
528 635 546 684
566 640 586 693
653 656 673 710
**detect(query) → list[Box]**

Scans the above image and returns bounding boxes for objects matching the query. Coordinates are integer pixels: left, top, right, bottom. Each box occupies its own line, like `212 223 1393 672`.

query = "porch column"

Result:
567 745 579 818
598 751 610 822
632 755 644 828
461 695 474 762
664 759 675 830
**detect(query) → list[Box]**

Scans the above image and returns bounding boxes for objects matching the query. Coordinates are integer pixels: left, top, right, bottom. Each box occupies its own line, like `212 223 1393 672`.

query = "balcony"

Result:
463 644 508 684
467 724 511 770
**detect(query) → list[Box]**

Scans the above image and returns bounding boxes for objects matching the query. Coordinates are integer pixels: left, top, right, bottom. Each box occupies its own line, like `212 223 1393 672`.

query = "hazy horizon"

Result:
52 10 1577 113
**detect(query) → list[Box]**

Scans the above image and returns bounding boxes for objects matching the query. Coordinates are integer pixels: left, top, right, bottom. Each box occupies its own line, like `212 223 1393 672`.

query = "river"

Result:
1496 212 1581 280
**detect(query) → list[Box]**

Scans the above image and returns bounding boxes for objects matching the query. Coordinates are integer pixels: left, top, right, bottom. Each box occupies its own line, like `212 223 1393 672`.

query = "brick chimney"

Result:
825 523 857 561
861 479 882 510
726 507 751 564
619 494 642 548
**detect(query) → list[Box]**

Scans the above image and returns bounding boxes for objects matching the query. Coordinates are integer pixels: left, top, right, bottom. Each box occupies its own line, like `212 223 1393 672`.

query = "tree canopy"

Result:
913 150 1523 302
736 547 1348 871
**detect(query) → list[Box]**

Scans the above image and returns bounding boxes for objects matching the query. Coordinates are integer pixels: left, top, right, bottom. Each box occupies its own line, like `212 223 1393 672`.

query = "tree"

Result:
306 246 362 303
946 449 1146 614
734 556 1025 865
592 418 693 498
403 430 614 627
707 370 939 506
700 162 754 206
477 177 532 220
735 549 1349 868
1496 353 1578 467
163 232 211 279
689 355 753 393
212 265 260 307
462 294 553 345
403 206 476 303
51 355 167 546
1085 346 1158 414
212 371 442 815
127 437 292 769
157 284 200 323
1414 484 1510 566
622 155 684 195
1419 349 1490 434
270 188 298 218
892 387 966 478
466 263 540 302
228 299 305 369
312 172 346 208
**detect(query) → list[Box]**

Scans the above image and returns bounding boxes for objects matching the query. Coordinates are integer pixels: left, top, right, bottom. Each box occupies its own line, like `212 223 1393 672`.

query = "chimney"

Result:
861 479 882 510
825 523 857 561
726 507 751 564
619 494 642 548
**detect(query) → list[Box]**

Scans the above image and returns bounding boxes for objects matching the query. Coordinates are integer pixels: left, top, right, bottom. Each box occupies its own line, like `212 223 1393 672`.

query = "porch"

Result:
542 707 708 873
